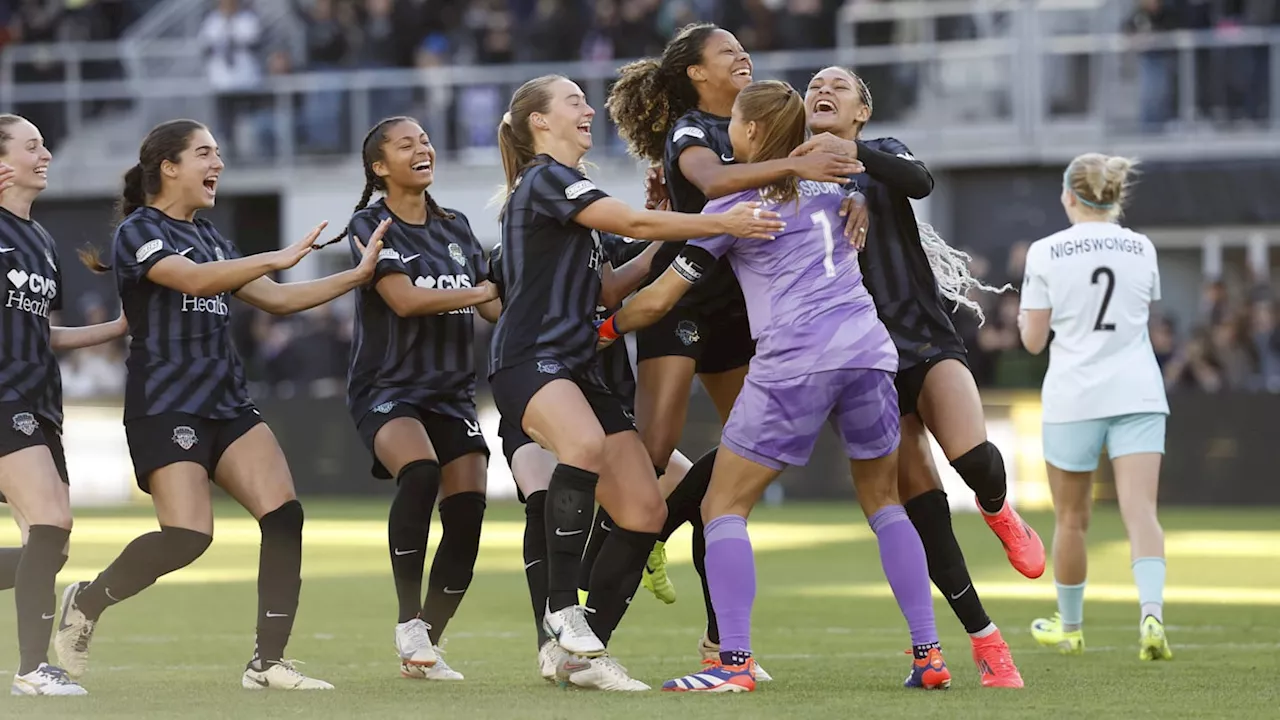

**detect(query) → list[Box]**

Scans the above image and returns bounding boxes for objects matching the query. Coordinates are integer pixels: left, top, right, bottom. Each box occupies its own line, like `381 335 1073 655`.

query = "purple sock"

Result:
869 505 938 649
703 514 755 657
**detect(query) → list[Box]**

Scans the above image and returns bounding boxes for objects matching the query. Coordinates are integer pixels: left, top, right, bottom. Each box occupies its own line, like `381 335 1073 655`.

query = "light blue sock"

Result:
1132 557 1166 623
1056 581 1086 630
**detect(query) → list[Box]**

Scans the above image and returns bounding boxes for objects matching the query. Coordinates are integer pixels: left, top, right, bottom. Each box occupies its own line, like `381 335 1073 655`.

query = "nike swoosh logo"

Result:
178 247 195 256
554 528 584 537
600 521 612 532
721 154 734 162
42 613 55 620
248 675 270 687
265 612 289 618
0 247 15 253
524 559 543 569
401 254 420 262
394 548 419 556
950 584 972 600
443 587 466 595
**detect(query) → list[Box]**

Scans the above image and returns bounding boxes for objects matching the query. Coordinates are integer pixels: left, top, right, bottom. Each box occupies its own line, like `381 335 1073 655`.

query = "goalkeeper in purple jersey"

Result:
598 81 951 694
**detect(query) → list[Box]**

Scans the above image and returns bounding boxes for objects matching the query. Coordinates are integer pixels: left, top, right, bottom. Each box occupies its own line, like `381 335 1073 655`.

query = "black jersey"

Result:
346 200 487 422
489 155 610 376
0 207 63 426
851 137 964 370
114 207 253 421
653 109 747 314
491 231 640 409
594 233 646 408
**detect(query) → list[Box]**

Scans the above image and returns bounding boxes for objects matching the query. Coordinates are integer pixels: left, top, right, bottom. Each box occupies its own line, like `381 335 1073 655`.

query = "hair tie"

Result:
502 112 513 127
1062 165 1116 211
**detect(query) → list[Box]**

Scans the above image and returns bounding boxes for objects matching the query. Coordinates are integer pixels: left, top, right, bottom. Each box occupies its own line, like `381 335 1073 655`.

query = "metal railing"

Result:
1 6 1277 170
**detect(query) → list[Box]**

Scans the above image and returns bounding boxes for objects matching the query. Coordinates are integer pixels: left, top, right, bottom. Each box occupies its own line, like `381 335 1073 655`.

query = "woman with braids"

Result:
57 119 386 690
0 115 128 696
597 80 950 693
328 117 500 680
604 23 861 678
491 74 782 691
793 66 1038 687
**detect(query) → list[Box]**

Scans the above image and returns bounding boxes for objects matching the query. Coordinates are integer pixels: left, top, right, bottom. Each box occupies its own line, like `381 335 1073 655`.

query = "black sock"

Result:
659 449 714 542
422 491 485 645
77 526 212 620
388 459 441 624
544 464 598 613
951 441 1008 515
690 514 720 644
523 491 550 647
253 500 304 664
585 524 658 646
577 506 613 594
0 546 23 591
15 526 70 675
905 489 992 634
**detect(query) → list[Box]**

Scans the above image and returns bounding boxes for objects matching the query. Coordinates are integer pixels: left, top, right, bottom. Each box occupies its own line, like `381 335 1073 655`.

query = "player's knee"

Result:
950 440 1004 484
259 499 304 539
158 526 214 571
558 435 607 474
1056 507 1091 534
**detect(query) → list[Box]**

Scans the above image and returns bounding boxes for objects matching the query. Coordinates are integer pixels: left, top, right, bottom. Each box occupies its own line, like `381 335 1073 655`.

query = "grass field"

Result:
1 500 1277 719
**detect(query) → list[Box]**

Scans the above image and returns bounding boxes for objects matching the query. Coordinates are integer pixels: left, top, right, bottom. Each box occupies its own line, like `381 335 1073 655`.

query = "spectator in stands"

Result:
1247 299 1280 391
1163 328 1225 392
354 0 418 121
1126 0 1182 130
199 0 264 156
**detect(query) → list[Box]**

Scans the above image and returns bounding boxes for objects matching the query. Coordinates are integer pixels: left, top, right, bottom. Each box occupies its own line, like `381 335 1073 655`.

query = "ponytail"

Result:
495 114 535 216
117 163 146 222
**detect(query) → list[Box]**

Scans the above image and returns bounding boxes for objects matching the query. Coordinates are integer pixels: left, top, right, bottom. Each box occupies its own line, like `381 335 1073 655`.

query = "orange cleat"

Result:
970 630 1024 688
979 499 1046 579
904 647 951 689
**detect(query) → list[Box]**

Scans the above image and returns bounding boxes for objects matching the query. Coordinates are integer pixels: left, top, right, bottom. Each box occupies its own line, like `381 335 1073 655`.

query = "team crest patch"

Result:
11 412 38 437
536 360 563 375
172 425 198 451
372 402 397 414
448 243 467 268
676 320 701 346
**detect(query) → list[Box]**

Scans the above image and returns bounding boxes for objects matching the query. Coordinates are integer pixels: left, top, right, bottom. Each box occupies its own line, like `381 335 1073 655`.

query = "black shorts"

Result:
0 402 69 503
356 401 490 480
895 350 970 417
498 418 535 472
491 358 636 447
124 409 265 493
635 306 755 375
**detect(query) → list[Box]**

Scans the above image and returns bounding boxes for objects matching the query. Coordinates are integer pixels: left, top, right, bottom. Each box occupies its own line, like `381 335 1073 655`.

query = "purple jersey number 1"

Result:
810 209 838 278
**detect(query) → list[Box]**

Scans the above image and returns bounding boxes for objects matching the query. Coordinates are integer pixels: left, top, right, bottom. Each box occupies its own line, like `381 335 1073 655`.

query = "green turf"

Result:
1 501 1277 718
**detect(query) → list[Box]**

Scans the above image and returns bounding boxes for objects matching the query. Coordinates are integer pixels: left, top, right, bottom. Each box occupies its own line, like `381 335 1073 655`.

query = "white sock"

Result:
969 622 998 639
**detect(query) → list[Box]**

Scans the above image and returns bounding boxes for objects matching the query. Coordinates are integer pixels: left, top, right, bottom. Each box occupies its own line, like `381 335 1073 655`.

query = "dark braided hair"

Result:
323 116 454 246
606 23 721 165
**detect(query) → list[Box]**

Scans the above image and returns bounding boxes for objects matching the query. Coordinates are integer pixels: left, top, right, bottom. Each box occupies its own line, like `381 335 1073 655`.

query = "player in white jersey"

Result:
1017 153 1173 662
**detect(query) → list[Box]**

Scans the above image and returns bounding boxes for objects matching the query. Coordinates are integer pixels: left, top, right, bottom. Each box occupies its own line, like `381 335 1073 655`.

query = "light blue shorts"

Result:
1042 413 1167 472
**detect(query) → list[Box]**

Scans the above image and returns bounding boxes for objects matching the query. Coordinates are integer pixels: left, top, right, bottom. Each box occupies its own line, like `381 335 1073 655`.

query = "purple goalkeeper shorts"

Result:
721 368 900 470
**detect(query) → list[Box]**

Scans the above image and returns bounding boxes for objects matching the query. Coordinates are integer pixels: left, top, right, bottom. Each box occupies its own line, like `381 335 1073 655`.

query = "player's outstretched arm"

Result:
576 197 783 242
600 242 661 310
235 219 388 315
51 314 129 351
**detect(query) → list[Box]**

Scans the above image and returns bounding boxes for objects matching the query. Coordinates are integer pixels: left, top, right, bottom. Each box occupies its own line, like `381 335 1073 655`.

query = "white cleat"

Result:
395 618 439 668
543 605 605 657
700 633 773 681
242 659 334 690
557 654 650 691
402 642 463 680
539 639 570 682
11 664 88 696
53 582 96 679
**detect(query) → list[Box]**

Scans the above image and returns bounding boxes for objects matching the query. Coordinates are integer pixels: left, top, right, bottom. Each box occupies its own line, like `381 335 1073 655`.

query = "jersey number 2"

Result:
810 210 837 278
1091 266 1116 331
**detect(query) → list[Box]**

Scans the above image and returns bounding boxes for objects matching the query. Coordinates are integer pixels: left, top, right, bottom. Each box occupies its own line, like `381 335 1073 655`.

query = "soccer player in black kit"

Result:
0 115 129 696
492 74 782 691
335 116 500 680
606 23 859 678
790 66 1038 688
57 119 388 691
488 233 684 683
